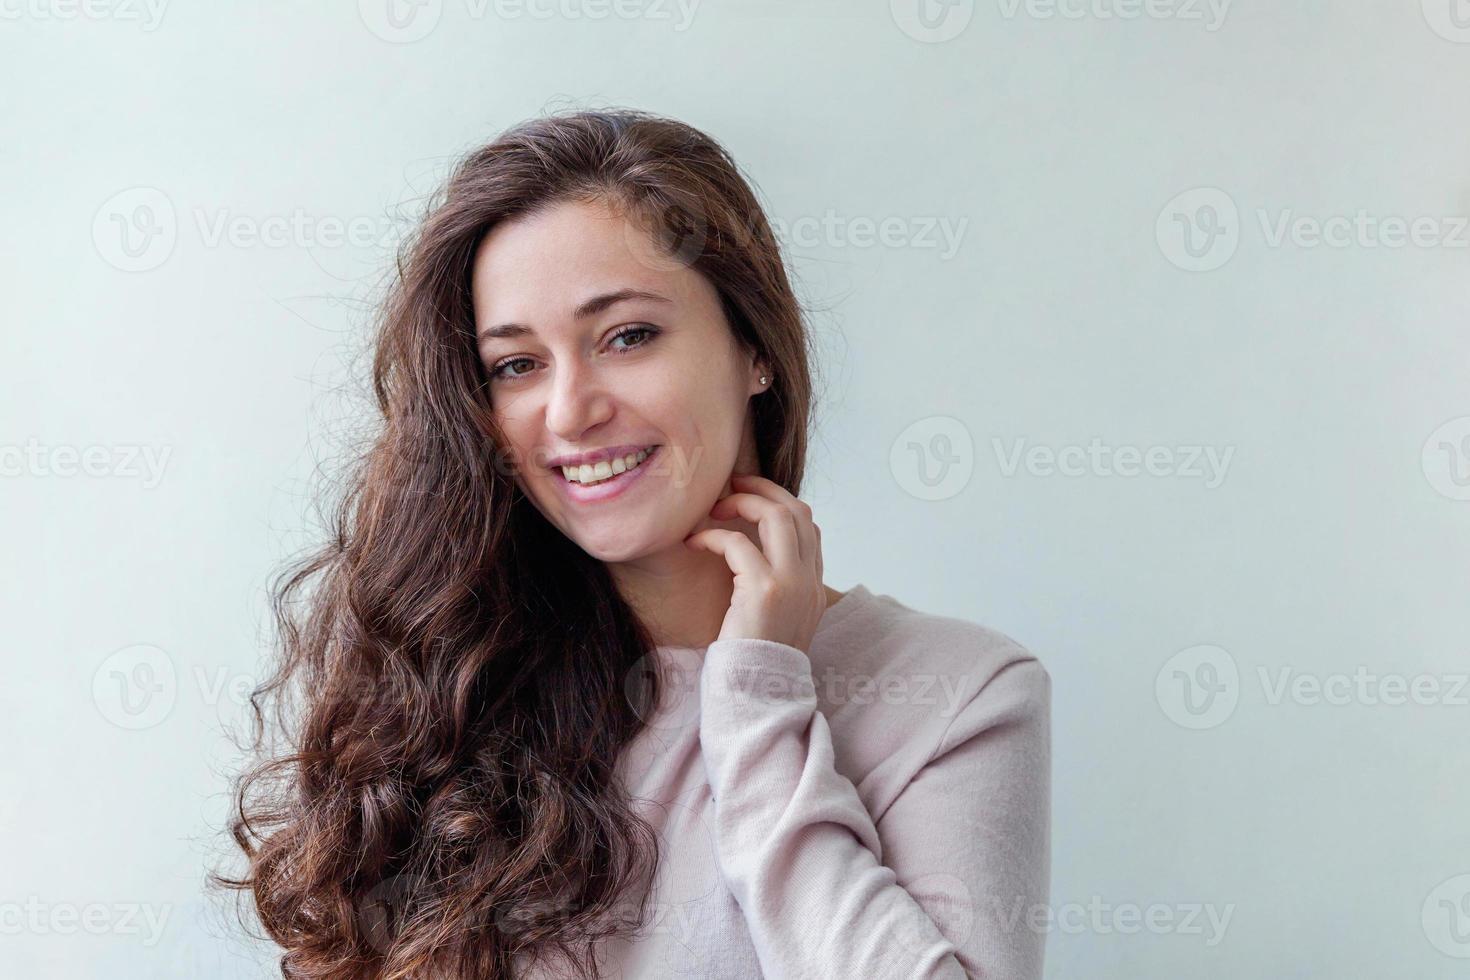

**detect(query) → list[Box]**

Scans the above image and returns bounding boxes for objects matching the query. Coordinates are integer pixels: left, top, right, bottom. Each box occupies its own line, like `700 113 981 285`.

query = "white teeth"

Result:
561 447 655 485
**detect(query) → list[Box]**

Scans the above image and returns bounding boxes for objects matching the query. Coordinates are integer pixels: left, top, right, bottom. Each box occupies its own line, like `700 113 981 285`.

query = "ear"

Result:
749 359 772 396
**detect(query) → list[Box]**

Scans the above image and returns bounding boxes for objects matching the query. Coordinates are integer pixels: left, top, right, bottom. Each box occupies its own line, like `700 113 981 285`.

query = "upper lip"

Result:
544 444 658 469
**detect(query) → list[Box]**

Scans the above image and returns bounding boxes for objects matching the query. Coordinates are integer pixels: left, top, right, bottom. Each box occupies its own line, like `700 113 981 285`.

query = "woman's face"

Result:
470 197 768 562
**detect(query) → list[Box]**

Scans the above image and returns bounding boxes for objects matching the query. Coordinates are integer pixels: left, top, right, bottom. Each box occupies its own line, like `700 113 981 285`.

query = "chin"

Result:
565 513 694 565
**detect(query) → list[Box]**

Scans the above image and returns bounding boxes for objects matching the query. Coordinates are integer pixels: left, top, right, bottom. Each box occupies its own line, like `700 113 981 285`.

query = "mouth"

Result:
553 444 662 502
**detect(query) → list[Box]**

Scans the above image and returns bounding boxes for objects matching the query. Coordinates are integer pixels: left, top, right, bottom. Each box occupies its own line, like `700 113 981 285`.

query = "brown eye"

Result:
608 324 659 352
491 357 535 382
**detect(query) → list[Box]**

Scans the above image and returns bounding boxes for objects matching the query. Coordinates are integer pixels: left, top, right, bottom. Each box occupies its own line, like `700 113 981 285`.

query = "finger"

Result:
730 474 817 571
684 527 773 581
813 521 823 582
730 477 824 619
707 492 803 570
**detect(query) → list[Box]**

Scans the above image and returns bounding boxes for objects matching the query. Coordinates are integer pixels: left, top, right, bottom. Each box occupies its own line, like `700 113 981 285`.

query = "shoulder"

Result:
807 585 1049 813
819 585 1047 700
812 585 1050 755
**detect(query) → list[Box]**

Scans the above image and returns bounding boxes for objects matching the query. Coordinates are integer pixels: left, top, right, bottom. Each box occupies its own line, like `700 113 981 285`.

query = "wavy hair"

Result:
214 107 815 978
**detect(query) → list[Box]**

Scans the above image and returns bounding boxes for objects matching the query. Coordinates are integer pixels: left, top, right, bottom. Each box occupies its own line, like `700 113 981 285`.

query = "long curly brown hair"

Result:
213 107 816 978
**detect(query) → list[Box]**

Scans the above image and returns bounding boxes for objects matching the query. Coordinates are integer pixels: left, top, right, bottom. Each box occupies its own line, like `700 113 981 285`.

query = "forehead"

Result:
471 198 699 322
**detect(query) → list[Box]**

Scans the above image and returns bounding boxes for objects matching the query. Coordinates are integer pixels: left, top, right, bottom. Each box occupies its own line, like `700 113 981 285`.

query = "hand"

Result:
683 474 827 653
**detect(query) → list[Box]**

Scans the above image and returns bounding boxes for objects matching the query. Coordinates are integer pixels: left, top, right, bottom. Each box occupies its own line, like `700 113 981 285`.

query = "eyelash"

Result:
489 324 660 383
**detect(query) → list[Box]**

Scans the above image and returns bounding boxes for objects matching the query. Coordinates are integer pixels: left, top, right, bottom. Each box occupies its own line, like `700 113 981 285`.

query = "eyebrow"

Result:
476 288 672 343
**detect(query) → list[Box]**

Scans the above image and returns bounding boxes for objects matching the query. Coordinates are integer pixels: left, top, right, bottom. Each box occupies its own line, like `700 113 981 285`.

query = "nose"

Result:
543 358 614 444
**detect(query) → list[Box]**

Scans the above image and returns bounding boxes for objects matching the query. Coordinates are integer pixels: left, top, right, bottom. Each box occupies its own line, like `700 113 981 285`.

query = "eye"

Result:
489 355 536 382
487 324 660 384
608 323 659 352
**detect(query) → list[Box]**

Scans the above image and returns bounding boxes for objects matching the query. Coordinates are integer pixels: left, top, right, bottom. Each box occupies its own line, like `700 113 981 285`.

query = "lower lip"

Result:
554 446 662 503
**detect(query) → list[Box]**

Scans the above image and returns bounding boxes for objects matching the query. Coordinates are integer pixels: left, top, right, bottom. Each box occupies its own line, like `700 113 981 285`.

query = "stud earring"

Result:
759 375 769 385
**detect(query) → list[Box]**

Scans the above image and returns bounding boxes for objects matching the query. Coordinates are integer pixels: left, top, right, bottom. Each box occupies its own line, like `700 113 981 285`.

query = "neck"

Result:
610 548 845 649
609 548 737 649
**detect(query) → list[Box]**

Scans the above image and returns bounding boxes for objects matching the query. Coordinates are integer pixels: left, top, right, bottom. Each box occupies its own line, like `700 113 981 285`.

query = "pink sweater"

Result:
519 583 1051 979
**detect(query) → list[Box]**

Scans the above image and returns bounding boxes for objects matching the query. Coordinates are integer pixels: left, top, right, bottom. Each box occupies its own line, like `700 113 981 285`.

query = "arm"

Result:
698 639 1051 980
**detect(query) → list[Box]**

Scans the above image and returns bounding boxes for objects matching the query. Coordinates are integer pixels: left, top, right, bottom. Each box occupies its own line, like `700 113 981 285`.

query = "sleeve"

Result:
697 638 1051 980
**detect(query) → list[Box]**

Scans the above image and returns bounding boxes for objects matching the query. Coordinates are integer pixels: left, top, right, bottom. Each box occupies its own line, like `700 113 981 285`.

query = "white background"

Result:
2 1 1468 976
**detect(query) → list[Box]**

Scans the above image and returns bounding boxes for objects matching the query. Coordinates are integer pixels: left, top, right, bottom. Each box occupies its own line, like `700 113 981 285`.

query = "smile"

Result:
554 445 662 502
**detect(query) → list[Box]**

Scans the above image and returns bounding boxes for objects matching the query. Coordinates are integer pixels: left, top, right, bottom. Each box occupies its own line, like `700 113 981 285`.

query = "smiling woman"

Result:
216 108 1050 980
469 196 781 573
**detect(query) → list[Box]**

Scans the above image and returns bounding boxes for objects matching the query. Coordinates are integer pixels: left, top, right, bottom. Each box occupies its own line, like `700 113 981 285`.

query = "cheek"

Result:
491 418 540 485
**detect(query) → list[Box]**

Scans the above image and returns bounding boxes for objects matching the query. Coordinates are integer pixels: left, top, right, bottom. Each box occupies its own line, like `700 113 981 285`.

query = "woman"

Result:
220 108 1051 979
